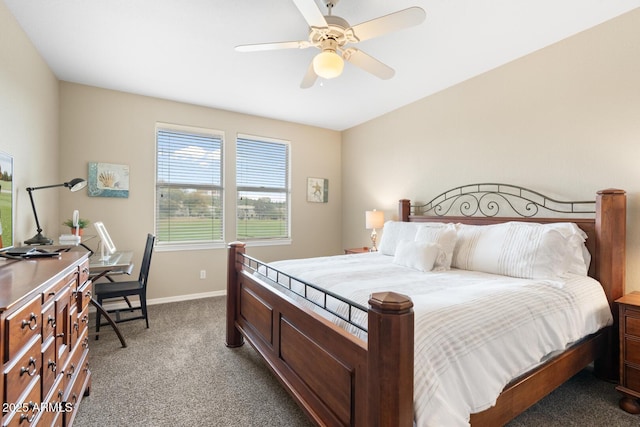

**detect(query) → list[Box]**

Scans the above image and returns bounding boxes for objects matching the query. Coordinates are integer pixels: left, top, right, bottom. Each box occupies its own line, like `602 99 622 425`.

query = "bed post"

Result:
368 292 414 427
399 199 411 222
595 188 626 306
594 189 626 381
226 242 246 348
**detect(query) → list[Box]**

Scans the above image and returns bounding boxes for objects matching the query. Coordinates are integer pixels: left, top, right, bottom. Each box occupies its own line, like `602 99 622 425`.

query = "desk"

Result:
89 250 134 281
89 251 135 348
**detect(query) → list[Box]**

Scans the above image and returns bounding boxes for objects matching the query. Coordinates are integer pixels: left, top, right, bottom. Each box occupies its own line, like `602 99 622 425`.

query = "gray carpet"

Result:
74 297 639 426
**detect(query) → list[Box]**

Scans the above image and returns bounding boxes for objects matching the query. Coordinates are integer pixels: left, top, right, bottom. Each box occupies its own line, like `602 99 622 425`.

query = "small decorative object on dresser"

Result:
616 291 640 414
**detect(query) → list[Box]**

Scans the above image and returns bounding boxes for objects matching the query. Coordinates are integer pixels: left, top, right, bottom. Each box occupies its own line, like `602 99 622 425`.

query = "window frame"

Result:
236 133 291 245
155 123 225 252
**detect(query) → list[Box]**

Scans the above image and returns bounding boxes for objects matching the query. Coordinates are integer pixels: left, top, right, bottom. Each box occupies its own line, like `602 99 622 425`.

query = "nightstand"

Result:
616 292 640 414
344 247 370 254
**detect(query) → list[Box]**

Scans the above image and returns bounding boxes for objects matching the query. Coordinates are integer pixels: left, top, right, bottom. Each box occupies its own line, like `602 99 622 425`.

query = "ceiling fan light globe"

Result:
313 51 344 79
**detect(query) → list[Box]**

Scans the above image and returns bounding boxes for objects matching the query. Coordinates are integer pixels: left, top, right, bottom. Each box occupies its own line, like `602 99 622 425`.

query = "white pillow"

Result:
452 222 582 280
414 223 457 270
393 240 442 272
378 221 424 256
543 222 590 275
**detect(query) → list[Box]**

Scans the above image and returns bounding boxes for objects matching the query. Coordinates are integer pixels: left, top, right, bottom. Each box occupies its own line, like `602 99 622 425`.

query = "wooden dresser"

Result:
0 252 92 426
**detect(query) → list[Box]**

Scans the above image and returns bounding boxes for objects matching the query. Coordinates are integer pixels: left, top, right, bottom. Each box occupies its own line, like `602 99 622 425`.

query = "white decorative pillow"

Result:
414 223 457 270
393 240 442 272
378 221 424 256
452 222 582 280
543 222 590 275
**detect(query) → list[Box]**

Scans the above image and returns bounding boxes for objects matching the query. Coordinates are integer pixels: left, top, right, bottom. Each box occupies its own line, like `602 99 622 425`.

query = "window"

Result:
156 125 223 246
236 135 290 241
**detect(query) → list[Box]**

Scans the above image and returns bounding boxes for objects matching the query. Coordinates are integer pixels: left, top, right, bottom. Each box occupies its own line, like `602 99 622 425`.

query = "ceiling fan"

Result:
235 0 426 88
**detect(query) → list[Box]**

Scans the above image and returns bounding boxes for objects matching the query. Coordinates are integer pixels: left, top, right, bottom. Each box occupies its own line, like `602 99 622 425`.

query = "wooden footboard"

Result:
226 242 414 426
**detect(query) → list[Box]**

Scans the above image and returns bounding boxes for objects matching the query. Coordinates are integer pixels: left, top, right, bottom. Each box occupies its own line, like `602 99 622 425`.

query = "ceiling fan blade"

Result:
291 0 328 28
350 7 426 42
235 40 311 52
343 48 395 80
300 61 318 89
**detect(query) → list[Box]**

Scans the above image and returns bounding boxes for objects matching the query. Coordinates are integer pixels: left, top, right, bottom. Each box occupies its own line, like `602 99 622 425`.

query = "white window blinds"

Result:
156 126 223 244
236 135 290 240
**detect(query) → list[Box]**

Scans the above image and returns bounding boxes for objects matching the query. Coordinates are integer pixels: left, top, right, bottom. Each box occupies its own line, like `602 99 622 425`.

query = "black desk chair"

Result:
95 234 155 337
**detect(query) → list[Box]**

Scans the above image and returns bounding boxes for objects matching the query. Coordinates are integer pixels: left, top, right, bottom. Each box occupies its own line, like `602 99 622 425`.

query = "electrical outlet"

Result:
200 270 206 279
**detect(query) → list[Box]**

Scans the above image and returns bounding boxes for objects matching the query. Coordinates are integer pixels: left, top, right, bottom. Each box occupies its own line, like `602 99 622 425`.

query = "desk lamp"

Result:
24 178 87 245
365 209 385 252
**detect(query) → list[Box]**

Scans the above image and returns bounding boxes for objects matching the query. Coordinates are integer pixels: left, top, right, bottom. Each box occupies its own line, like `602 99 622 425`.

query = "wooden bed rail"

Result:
226 242 415 426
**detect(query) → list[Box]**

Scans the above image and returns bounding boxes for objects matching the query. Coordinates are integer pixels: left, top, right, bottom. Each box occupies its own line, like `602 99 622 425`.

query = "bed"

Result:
225 184 626 426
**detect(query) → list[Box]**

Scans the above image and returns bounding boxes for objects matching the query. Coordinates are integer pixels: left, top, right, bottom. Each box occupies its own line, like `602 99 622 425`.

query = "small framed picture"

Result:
88 162 130 198
307 177 328 203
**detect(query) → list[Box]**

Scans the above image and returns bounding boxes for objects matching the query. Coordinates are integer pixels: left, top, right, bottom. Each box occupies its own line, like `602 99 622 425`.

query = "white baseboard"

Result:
91 290 226 312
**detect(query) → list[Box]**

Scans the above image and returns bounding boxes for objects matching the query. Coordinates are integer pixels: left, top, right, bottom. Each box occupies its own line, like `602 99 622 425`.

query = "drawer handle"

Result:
82 337 89 349
85 290 92 299
19 413 35 424
67 363 76 378
81 314 89 324
18 402 36 423
47 315 56 328
48 291 56 296
20 357 37 377
82 267 89 274
73 322 79 331
21 313 38 330
48 359 57 373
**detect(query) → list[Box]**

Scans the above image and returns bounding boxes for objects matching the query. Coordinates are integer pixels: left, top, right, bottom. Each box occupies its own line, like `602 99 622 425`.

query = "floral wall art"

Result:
88 162 130 198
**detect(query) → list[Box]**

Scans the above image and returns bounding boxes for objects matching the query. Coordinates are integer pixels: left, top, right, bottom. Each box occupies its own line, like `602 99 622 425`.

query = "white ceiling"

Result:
5 0 640 131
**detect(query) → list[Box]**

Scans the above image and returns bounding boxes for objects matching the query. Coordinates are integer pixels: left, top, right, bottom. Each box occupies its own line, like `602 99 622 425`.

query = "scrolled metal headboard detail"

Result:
413 183 596 218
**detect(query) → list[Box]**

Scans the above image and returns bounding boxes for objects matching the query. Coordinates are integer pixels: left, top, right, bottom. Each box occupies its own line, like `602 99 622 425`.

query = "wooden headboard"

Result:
398 184 626 308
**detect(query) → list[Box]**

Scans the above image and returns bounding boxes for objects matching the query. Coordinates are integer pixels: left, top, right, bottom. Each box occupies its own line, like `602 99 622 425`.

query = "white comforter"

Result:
262 252 612 427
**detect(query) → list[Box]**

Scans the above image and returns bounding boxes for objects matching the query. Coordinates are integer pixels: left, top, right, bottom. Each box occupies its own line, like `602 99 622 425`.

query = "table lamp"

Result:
365 209 385 252
24 178 87 245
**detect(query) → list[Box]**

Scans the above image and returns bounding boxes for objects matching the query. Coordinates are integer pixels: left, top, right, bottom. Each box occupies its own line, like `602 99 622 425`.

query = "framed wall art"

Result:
88 162 130 198
307 177 328 203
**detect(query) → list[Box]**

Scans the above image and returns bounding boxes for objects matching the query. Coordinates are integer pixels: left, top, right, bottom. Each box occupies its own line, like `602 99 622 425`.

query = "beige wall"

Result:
0 1 59 244
59 83 342 300
342 9 640 292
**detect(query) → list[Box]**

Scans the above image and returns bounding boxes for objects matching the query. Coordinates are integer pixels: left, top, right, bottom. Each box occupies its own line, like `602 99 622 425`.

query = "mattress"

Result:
258 252 613 427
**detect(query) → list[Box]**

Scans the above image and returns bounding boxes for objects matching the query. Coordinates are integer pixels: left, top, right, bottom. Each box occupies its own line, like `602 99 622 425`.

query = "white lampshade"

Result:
313 50 344 79
365 210 384 230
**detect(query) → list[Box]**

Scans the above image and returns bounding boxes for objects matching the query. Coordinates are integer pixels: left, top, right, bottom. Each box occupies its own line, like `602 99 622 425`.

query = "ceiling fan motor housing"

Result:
309 15 358 49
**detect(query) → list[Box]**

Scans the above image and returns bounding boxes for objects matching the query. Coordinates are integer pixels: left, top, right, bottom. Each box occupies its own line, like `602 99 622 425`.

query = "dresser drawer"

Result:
625 337 640 365
77 305 90 340
626 315 640 338
4 297 41 362
3 336 41 404
624 363 640 393
41 302 56 343
41 336 57 400
2 378 40 427
69 305 79 352
37 374 65 427
61 329 86 394
78 259 90 287
63 347 89 426
76 281 93 312
41 271 75 307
